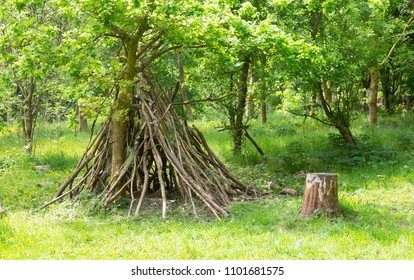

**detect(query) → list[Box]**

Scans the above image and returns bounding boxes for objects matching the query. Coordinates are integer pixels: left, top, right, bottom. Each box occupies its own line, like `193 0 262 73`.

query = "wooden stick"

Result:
382 13 414 64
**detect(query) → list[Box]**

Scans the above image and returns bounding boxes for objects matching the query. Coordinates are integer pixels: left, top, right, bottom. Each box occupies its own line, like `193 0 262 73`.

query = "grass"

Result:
0 111 413 259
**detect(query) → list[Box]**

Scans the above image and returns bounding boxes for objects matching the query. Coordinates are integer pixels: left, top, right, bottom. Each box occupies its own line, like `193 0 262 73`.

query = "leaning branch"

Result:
244 130 264 157
382 12 414 64
287 109 334 127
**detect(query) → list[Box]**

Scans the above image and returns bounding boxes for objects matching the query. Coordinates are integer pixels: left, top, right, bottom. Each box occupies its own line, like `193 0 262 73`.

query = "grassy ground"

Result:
0 111 413 259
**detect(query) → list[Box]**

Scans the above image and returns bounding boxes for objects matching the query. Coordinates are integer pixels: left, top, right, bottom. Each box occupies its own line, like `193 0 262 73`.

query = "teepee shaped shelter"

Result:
45 76 256 220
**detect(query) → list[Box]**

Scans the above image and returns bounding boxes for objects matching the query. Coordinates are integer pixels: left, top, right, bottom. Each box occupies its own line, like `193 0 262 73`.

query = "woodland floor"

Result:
0 111 413 259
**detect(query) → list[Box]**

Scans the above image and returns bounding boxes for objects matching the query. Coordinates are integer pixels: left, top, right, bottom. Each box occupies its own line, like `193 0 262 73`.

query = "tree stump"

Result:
300 173 340 217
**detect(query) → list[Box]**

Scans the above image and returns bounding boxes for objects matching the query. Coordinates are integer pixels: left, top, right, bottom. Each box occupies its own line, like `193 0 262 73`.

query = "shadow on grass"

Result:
34 152 80 171
223 196 410 246
338 200 410 243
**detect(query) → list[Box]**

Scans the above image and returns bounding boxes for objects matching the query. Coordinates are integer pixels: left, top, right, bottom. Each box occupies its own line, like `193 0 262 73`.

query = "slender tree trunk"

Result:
177 50 193 121
368 66 379 124
233 56 250 152
380 63 402 113
79 105 88 132
227 73 236 130
259 56 267 124
6 111 13 124
5 89 13 124
19 79 38 154
322 80 333 104
380 64 391 112
23 111 33 153
111 38 137 178
246 75 255 118
309 91 317 117
261 93 267 124
309 10 322 119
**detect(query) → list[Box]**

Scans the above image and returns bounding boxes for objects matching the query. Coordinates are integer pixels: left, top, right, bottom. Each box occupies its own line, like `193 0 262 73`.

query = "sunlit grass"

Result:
0 111 413 259
1 190 412 259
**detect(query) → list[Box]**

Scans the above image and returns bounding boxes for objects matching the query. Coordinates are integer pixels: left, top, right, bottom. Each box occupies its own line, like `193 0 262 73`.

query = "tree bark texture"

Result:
300 173 340 217
19 78 41 154
322 80 333 104
261 94 267 124
380 63 402 112
309 91 317 118
246 75 255 119
368 67 379 124
233 56 250 152
79 105 88 132
381 64 392 111
111 37 138 179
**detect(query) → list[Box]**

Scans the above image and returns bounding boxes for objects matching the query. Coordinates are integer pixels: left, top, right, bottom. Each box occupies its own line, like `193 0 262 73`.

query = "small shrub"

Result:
276 141 310 174
395 133 414 152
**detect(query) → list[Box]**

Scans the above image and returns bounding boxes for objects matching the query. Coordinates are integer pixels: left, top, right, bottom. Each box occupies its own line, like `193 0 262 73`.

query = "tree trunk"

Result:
368 66 379 124
336 124 356 145
309 91 317 118
22 112 33 154
6 112 12 124
261 95 267 124
19 79 38 154
233 56 250 152
259 57 267 124
381 64 391 112
300 173 340 217
6 90 13 124
322 80 333 104
177 50 193 121
111 38 137 178
79 105 88 132
383 86 391 112
380 62 402 113
246 75 255 118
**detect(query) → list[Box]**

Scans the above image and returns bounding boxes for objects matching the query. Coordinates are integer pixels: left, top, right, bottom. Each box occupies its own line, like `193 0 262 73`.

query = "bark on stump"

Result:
300 173 340 217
